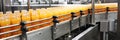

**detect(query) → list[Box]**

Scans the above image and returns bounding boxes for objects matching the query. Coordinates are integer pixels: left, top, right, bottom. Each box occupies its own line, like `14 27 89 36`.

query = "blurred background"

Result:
0 0 117 12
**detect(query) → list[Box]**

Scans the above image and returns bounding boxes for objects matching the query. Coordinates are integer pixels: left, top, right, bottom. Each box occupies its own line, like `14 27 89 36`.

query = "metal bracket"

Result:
79 10 84 27
20 21 28 40
78 10 84 31
51 16 59 40
68 12 77 40
86 9 94 28
87 9 91 24
105 7 109 20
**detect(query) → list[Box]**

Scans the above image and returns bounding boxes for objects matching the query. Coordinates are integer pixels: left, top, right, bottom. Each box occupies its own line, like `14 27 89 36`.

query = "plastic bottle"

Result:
0 12 3 27
29 9 39 21
1 12 11 26
45 9 53 18
39 9 49 19
21 10 31 22
11 11 21 24
36 9 41 19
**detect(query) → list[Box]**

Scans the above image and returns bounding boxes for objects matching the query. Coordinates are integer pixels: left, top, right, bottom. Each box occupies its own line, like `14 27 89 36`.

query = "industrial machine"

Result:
0 0 119 40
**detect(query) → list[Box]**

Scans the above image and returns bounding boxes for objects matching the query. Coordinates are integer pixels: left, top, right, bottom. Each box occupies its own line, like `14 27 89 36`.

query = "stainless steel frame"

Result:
91 0 95 24
72 24 99 40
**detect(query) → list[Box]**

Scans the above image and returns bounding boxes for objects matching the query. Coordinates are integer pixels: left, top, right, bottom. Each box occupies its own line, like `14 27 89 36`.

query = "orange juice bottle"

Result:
39 9 48 19
29 9 39 21
52 9 59 16
2 12 11 26
11 11 21 24
0 12 3 27
45 9 53 18
36 9 41 19
6 11 12 22
5 13 11 26
34 10 39 20
46 8 54 16
21 10 31 22
28 9 33 20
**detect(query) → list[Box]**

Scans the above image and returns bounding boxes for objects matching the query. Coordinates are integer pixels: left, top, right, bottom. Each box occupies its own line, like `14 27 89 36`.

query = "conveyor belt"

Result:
72 24 98 40
0 3 118 40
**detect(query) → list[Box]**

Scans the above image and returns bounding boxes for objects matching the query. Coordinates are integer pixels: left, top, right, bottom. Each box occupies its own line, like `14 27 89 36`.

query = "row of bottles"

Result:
0 3 117 27
0 11 21 27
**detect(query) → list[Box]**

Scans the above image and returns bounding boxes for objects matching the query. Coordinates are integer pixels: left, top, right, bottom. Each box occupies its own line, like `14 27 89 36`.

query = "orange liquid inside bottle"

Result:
11 11 21 24
21 10 31 22
29 9 39 21
36 9 41 19
6 11 12 23
0 12 3 27
1 12 11 26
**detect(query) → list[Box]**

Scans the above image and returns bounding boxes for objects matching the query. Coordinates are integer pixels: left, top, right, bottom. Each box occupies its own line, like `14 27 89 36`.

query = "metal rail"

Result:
51 16 59 40
1 26 51 40
0 18 51 29
91 0 95 24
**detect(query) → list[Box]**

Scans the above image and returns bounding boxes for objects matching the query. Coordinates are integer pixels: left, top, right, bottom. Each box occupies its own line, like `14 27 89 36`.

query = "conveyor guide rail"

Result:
51 16 59 40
